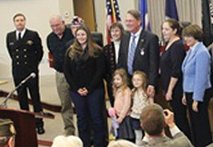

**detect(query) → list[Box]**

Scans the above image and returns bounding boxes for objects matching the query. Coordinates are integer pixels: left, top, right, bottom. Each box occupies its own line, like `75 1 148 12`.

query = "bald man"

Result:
47 15 75 135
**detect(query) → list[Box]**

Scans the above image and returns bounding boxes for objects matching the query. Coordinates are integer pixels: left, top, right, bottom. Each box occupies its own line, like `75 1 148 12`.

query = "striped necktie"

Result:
127 35 136 75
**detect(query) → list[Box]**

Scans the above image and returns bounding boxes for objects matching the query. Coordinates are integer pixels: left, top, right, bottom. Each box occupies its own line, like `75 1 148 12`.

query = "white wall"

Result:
0 0 74 78
0 0 203 78
0 0 136 78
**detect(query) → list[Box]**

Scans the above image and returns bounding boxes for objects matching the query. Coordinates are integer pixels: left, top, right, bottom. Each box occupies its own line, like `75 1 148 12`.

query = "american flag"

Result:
106 0 121 43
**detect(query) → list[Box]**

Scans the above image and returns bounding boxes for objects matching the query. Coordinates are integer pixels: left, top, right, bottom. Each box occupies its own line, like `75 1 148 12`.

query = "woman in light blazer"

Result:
182 24 212 147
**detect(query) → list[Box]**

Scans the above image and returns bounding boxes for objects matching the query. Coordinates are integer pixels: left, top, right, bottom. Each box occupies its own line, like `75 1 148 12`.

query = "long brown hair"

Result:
67 25 101 60
112 68 129 95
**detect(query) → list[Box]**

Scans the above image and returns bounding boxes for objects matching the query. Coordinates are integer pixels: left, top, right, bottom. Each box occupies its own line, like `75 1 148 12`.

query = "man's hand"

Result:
163 109 175 128
146 85 155 98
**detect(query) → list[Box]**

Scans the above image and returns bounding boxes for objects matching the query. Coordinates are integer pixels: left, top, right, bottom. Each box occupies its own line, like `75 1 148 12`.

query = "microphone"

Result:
0 72 36 108
20 73 36 84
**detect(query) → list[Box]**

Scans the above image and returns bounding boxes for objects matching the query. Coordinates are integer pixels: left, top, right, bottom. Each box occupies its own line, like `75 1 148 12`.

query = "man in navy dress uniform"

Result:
6 13 44 134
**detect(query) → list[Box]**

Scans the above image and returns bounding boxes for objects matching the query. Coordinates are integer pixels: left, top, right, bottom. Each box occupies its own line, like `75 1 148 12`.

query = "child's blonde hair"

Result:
112 68 129 94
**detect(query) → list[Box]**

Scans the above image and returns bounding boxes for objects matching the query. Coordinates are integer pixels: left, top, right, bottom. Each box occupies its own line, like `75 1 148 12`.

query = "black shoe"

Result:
36 126 45 135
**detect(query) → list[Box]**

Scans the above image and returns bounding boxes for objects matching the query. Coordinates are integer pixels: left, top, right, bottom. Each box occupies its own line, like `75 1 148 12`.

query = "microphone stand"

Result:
0 82 25 108
0 74 35 108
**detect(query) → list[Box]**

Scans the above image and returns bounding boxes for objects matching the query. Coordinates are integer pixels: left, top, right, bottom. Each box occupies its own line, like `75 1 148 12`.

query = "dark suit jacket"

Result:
6 29 43 79
118 30 159 86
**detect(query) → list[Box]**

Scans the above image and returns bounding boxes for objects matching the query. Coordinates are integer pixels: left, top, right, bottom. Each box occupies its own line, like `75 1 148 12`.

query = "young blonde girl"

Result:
130 71 152 145
108 68 134 140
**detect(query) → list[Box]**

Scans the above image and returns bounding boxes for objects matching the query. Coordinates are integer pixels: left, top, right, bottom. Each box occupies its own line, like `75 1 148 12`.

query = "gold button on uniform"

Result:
16 56 19 58
24 55 27 58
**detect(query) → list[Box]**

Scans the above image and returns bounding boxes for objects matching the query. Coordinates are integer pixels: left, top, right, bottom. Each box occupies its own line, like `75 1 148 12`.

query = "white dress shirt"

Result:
114 40 120 64
16 28 26 40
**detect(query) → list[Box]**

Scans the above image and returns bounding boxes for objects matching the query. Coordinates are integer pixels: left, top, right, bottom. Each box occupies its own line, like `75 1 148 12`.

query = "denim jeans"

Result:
71 88 107 147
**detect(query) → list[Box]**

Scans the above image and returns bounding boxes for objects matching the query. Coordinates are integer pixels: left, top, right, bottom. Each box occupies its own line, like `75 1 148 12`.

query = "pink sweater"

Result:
114 87 132 121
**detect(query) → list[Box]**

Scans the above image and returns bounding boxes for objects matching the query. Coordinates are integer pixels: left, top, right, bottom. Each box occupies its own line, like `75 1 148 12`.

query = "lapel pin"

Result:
140 48 145 55
26 40 33 45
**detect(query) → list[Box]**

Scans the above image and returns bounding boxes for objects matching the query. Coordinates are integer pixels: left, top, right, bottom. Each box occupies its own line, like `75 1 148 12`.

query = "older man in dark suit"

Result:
6 13 44 134
118 9 159 98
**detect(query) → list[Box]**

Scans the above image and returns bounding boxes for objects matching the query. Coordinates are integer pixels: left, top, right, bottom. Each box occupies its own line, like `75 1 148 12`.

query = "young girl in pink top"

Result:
130 71 152 145
108 68 134 140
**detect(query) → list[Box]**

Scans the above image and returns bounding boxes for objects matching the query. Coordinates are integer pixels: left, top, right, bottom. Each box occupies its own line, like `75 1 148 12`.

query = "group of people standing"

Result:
5 8 212 147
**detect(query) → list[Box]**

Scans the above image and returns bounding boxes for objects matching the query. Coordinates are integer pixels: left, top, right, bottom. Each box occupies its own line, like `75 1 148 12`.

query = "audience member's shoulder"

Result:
108 139 137 147
170 132 194 147
139 140 149 146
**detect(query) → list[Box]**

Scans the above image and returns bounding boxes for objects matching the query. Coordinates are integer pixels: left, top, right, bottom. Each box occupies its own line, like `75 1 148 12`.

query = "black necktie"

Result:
18 32 21 40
